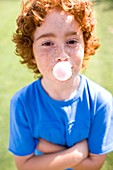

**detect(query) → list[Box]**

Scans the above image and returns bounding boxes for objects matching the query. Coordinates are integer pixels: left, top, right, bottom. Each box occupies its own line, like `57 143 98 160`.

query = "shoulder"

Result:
11 79 40 105
81 75 112 104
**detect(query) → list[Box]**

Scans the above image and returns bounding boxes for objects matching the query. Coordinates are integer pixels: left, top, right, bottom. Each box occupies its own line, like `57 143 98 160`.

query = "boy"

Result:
9 0 113 170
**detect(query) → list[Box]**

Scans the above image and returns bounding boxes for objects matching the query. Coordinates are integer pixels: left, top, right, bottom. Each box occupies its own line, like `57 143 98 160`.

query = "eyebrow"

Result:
36 33 56 41
35 31 78 41
65 31 78 37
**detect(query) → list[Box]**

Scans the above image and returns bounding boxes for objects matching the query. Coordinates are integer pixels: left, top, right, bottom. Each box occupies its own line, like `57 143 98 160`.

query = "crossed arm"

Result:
14 138 106 170
36 138 106 170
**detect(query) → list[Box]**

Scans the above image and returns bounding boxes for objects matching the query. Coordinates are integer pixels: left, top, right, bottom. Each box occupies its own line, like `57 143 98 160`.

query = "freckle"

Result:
54 49 58 54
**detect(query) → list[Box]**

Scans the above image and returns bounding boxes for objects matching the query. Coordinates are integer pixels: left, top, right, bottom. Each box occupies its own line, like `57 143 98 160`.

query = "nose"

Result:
55 47 70 62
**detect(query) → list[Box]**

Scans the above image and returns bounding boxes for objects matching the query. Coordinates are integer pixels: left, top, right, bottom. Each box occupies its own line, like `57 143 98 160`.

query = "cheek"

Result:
74 56 83 67
38 48 60 65
76 49 84 62
68 47 84 67
35 49 55 70
69 47 84 60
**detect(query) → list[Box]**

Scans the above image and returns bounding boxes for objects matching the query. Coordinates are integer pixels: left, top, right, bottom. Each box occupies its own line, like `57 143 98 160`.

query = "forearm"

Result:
24 149 82 170
37 138 67 153
15 140 88 170
72 153 106 170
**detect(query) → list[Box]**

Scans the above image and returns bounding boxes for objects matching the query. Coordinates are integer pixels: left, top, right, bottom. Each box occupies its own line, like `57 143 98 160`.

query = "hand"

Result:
15 139 88 170
73 140 88 159
65 139 88 167
37 138 67 153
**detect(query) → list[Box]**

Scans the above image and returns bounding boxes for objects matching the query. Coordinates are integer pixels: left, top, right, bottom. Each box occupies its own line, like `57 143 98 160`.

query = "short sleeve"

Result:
88 93 113 154
8 95 38 156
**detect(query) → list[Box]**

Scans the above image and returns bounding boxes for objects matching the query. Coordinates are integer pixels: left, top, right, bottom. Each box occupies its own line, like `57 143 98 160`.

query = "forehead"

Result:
45 8 75 27
33 8 81 38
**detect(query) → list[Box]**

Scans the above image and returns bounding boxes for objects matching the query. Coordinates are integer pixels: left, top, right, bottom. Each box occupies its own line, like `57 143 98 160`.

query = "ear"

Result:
31 58 36 64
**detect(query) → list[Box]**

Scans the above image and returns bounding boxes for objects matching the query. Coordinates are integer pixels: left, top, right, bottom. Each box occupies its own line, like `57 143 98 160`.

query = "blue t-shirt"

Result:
9 75 113 159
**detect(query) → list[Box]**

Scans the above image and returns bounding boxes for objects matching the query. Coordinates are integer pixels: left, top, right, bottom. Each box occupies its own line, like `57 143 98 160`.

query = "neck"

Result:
41 75 80 100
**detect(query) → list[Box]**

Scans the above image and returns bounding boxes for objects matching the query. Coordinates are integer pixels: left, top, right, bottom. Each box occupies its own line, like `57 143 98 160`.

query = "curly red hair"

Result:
13 0 100 77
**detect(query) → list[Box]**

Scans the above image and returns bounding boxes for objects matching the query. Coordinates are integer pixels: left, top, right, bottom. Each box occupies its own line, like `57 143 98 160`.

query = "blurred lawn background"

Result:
0 0 113 170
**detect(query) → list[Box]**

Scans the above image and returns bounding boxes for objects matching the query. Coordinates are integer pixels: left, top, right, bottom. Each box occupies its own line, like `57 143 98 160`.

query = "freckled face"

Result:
33 8 84 82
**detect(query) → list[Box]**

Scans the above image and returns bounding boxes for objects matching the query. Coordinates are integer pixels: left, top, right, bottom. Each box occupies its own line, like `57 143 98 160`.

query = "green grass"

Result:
85 0 113 94
0 1 113 170
0 1 34 170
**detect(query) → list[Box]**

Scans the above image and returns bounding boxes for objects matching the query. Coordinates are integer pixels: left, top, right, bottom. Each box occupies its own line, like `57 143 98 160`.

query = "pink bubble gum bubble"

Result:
53 61 72 81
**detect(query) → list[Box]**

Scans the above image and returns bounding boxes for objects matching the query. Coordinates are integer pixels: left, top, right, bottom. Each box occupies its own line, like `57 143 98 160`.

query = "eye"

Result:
66 40 78 45
42 41 54 46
